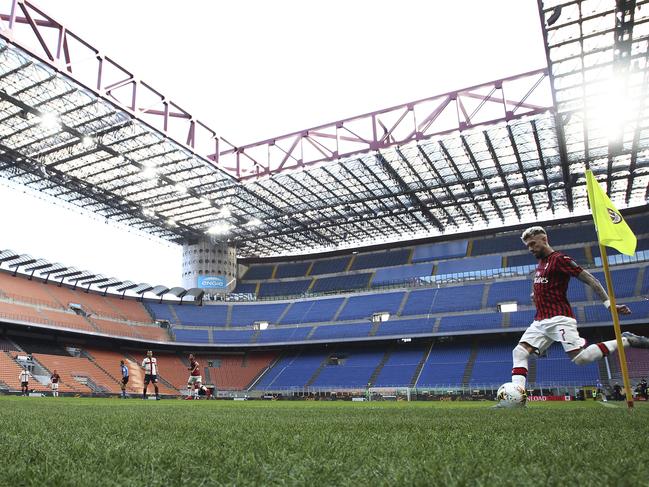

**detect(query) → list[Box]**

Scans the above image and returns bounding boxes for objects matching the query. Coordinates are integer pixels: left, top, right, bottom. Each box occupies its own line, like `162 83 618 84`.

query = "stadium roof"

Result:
0 0 648 258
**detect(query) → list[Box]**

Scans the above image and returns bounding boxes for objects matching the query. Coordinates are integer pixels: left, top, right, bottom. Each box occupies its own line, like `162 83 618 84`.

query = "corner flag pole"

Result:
585 170 637 410
597 244 634 409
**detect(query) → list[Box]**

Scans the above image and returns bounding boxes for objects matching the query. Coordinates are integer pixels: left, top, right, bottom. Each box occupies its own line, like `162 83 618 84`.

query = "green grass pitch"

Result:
1 396 648 486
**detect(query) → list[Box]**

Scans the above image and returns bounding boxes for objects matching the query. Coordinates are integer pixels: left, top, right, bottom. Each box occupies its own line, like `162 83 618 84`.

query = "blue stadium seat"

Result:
416 343 472 387
275 262 311 278
255 351 328 389
309 323 372 340
508 309 537 328
375 318 436 336
280 298 345 324
372 262 434 286
336 292 404 321
173 305 228 326
534 343 600 386
591 268 639 299
401 284 484 315
173 328 210 343
232 282 257 294
468 342 516 386
212 329 255 344
350 249 410 270
310 257 350 276
486 280 532 308
257 279 311 298
311 273 372 293
144 302 177 323
230 303 288 327
242 265 275 280
436 255 502 275
373 346 427 387
312 350 385 388
412 240 468 263
256 327 312 343
438 313 503 333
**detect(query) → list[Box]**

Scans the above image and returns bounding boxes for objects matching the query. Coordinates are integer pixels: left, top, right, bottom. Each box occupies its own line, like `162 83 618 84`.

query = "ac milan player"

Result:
141 350 160 400
186 354 202 399
50 369 60 397
509 226 649 390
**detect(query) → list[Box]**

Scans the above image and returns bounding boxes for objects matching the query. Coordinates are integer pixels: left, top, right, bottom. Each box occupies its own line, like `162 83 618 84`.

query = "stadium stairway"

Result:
168 304 181 326
410 342 434 387
305 354 332 387
331 298 347 321
247 354 282 390
461 342 480 387
396 292 409 317
82 349 123 389
367 348 393 387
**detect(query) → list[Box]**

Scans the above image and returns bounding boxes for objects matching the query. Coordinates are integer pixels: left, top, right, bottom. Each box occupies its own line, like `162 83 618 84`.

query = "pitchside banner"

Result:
198 275 227 289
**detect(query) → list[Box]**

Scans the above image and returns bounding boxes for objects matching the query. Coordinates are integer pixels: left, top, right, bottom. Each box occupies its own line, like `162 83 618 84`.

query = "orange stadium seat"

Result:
31 353 117 394
0 351 28 392
83 348 143 395
0 272 64 309
203 352 276 390
0 301 47 324
89 318 171 341
39 309 96 332
104 297 152 323
43 285 122 319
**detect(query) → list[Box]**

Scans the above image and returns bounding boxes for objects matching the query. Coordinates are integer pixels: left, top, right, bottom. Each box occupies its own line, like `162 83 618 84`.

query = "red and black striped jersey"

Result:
532 251 583 320
189 359 200 376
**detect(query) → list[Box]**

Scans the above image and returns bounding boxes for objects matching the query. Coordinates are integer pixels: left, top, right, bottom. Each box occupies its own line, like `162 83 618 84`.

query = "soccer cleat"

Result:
623 332 649 349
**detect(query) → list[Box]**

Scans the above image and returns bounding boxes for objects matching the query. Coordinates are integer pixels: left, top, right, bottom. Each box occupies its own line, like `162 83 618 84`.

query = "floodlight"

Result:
38 112 59 129
200 197 212 206
175 184 188 194
141 167 157 179
219 207 231 218
587 76 636 140
246 218 262 227
207 221 231 235
81 136 94 148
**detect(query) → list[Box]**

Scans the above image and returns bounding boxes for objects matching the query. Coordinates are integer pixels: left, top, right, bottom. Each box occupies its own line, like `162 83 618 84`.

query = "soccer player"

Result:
509 226 649 390
19 368 30 396
187 354 202 399
141 350 160 400
119 360 129 399
50 369 60 397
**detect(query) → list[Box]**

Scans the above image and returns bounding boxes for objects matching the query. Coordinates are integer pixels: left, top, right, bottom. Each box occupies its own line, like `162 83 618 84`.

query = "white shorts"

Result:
51 383 59 390
519 315 586 354
187 376 202 385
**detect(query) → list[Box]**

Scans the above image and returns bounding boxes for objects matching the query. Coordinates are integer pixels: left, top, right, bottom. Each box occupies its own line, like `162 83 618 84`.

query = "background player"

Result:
119 360 129 399
50 369 60 397
187 354 202 399
509 226 649 390
141 350 160 400
19 367 30 396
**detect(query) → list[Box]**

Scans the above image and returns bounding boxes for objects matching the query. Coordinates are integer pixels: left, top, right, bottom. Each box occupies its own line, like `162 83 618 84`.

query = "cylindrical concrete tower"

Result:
181 238 237 293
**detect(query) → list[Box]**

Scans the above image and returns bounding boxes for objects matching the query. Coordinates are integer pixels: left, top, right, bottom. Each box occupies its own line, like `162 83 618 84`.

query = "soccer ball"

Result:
496 382 527 408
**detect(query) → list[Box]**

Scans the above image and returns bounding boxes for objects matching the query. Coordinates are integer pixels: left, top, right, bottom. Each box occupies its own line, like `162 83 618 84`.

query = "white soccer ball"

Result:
496 382 527 408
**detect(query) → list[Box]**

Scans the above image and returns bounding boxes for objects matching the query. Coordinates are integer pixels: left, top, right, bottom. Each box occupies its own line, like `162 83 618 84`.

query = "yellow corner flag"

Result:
585 170 637 256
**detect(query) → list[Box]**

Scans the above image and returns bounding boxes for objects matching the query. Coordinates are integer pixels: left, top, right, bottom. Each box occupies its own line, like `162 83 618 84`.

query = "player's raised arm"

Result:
576 269 631 315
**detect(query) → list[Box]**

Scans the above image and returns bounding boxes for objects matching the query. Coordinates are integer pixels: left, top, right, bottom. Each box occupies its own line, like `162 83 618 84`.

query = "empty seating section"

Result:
373 347 427 386
372 262 434 286
375 318 436 336
254 351 328 389
148 354 189 393
310 323 372 340
174 328 210 343
0 352 25 391
471 235 523 256
613 348 649 379
174 304 228 326
230 303 288 326
275 262 310 278
350 249 410 270
0 301 51 324
312 273 372 293
312 350 385 387
89 318 169 341
205 352 275 390
84 348 143 395
583 301 649 323
535 343 599 385
643 269 649 294
402 284 484 315
309 257 350 276
336 292 404 321
44 285 121 319
233 282 258 294
548 225 597 246
256 327 312 343
144 302 177 323
417 343 472 387
508 310 537 328
436 255 502 275
591 268 639 299
438 313 503 333
258 279 311 297
280 298 344 324
213 329 255 344
242 265 274 280
468 342 514 386
412 240 468 263
487 280 532 307
0 272 61 308
32 353 107 393
506 253 537 268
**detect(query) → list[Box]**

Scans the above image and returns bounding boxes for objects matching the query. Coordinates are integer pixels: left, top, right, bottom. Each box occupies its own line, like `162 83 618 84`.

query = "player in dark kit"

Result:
186 354 202 399
50 370 60 397
509 226 649 389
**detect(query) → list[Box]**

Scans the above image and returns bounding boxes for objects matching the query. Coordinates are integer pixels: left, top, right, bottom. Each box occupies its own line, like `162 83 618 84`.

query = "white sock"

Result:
573 338 629 365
